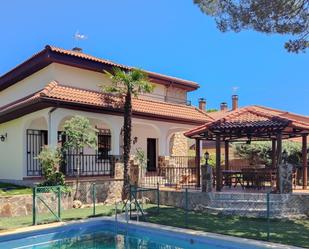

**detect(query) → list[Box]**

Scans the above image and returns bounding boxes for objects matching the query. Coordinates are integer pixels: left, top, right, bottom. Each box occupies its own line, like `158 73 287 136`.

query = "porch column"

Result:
224 141 229 170
195 139 201 187
302 134 308 190
159 128 169 156
111 124 122 156
271 139 277 168
48 109 59 147
216 134 222 191
276 132 282 192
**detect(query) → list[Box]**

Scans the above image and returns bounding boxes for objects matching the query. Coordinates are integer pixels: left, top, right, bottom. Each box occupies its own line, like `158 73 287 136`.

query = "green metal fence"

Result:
33 186 62 225
138 188 309 248
128 184 160 221
32 182 120 226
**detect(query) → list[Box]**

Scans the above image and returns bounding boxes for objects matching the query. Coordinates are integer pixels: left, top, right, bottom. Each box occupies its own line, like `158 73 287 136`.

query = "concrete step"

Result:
210 192 290 202
204 206 304 218
208 199 284 209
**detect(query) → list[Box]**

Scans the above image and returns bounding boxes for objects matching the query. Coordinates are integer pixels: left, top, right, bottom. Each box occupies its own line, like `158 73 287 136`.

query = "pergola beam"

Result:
302 134 308 190
216 134 222 191
195 139 201 187
225 141 229 170
276 132 282 192
271 139 277 168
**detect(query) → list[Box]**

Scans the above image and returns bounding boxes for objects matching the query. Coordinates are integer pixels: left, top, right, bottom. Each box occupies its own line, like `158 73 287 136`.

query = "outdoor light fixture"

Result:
133 136 138 145
0 133 7 142
204 151 210 165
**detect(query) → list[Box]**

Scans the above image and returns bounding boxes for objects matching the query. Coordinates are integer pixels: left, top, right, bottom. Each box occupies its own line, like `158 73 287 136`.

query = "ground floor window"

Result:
26 129 48 176
97 129 111 160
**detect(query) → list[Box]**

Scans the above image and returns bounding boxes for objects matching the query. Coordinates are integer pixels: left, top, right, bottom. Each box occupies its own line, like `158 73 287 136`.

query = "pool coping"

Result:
0 216 303 249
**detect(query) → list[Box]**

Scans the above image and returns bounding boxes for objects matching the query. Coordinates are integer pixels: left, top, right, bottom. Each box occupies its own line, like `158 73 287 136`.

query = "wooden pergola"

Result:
185 106 309 192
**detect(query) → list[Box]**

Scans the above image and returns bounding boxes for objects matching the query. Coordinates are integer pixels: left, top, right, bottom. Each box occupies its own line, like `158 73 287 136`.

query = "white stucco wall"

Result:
0 105 196 180
0 66 54 107
0 118 25 180
0 63 189 107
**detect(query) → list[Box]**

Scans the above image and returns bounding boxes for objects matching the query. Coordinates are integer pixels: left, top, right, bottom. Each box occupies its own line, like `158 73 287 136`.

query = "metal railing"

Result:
141 156 201 189
143 166 199 189
63 154 116 177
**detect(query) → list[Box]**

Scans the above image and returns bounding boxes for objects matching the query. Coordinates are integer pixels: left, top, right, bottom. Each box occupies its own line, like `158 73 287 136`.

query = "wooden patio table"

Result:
222 170 244 188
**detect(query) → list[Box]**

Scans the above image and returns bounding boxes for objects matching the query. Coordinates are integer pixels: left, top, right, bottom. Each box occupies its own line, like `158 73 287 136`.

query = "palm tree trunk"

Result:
122 90 132 199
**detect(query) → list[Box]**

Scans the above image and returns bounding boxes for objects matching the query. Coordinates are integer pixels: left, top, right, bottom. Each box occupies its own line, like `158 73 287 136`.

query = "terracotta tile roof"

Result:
46 45 131 70
0 45 199 92
185 106 309 138
0 81 211 125
46 46 199 89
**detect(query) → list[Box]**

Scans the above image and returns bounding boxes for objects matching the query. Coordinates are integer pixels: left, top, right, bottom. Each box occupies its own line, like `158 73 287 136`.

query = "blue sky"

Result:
0 1 308 114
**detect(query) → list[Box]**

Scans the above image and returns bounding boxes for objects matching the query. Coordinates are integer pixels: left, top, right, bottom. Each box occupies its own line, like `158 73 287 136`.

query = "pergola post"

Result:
195 139 201 187
302 134 308 190
216 134 222 191
271 139 277 168
276 133 282 192
224 141 229 170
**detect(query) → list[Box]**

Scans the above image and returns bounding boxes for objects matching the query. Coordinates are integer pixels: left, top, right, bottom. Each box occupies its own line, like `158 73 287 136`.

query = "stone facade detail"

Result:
114 162 124 180
0 179 123 218
201 165 212 192
279 163 293 194
143 190 309 218
169 132 188 156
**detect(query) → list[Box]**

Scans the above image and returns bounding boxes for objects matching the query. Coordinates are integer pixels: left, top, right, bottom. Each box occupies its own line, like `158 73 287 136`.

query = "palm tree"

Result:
102 68 154 199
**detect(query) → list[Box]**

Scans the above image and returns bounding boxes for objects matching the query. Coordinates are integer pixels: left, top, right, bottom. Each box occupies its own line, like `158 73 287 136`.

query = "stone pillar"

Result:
279 163 293 193
201 165 212 192
129 160 143 186
114 161 124 180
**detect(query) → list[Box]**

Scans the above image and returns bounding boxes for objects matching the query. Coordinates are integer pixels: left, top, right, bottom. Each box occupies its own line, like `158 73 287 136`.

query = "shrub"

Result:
233 141 302 166
36 146 66 186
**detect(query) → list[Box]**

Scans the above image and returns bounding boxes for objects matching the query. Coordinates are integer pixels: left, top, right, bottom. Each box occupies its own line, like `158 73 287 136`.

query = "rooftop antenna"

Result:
232 86 239 94
73 30 88 52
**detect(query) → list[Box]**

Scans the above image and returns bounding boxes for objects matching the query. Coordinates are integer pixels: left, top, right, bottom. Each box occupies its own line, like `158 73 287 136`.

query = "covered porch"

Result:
23 108 198 182
186 106 309 193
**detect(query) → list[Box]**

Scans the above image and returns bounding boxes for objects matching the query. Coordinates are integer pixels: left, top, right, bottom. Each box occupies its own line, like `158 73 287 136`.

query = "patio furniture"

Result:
222 170 243 188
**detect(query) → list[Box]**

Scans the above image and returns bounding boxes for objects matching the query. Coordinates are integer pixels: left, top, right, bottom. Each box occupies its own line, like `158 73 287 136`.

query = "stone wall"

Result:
143 190 309 218
0 178 123 218
169 132 188 156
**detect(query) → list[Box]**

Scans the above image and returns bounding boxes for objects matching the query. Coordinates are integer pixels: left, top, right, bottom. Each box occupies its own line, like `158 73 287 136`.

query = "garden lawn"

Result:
143 205 309 248
0 183 32 196
0 205 116 232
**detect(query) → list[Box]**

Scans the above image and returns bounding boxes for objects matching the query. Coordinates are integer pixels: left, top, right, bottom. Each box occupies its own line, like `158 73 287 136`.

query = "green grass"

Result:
142 206 309 248
0 182 32 196
0 205 116 231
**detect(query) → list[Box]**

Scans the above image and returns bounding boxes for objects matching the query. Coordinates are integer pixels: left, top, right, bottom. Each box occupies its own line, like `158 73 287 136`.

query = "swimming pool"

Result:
0 218 299 249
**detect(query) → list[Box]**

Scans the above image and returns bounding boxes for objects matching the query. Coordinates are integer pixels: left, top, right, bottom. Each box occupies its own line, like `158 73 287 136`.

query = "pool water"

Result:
0 220 283 249
30 231 192 249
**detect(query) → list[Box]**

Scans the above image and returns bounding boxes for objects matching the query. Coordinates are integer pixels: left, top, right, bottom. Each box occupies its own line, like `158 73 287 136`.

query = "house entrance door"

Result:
147 138 157 171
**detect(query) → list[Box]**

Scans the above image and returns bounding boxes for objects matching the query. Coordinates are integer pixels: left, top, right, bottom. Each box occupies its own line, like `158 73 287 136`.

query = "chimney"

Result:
220 102 228 111
232 95 238 110
72 47 83 52
198 98 206 111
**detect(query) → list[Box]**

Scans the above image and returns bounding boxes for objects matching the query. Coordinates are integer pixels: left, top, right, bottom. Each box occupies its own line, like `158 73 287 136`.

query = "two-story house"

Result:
0 45 213 183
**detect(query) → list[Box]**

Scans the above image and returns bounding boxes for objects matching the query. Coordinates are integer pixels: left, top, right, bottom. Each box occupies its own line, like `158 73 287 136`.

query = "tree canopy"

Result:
233 141 303 166
194 0 309 53
102 68 154 199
